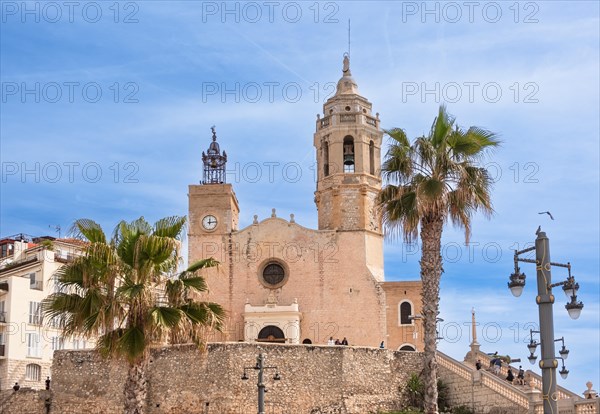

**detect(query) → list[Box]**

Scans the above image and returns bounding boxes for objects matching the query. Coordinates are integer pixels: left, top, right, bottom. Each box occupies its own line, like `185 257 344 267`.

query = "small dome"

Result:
208 140 220 154
336 75 359 95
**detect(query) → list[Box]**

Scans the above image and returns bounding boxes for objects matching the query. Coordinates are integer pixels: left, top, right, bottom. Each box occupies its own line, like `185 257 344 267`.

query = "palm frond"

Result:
153 216 187 239
69 219 106 244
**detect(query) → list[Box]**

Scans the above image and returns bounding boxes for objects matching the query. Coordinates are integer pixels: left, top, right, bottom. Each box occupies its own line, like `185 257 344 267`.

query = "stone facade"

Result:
188 57 423 352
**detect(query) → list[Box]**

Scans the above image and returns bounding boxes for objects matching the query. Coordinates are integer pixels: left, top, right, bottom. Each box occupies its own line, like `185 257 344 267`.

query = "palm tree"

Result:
378 105 499 414
43 216 225 414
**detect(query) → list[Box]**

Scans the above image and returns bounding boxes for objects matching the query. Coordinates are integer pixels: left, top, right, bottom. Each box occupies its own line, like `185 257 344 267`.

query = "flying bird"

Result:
538 211 554 220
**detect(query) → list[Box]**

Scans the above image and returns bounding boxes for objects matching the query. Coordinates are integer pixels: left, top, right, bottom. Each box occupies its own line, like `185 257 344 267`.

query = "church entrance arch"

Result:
258 325 286 343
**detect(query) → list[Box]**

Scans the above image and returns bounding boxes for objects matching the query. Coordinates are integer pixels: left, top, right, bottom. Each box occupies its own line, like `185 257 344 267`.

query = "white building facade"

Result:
0 234 93 390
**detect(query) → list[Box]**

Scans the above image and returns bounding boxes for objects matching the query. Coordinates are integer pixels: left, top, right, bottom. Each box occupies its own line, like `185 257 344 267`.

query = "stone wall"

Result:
2 346 594 414
47 342 422 414
0 388 52 414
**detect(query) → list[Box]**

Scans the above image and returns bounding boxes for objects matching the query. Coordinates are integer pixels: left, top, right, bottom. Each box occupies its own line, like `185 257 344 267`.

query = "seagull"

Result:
538 211 554 220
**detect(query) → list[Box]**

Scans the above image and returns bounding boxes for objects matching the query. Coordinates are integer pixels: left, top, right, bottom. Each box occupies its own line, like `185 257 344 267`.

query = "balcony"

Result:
30 281 43 290
0 257 38 273
54 252 74 264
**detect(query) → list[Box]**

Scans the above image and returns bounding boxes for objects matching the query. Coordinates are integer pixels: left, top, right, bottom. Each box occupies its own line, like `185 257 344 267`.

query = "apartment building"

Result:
0 234 93 390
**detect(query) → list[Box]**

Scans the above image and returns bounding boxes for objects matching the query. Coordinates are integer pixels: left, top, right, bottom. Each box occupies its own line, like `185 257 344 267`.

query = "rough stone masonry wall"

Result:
0 388 52 414
42 342 423 414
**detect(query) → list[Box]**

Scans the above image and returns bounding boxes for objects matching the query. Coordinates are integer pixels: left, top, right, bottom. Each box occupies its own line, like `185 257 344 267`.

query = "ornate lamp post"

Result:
241 353 281 414
508 228 584 413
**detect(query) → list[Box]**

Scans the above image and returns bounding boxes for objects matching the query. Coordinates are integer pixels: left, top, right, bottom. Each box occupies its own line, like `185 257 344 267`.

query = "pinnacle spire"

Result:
335 53 358 96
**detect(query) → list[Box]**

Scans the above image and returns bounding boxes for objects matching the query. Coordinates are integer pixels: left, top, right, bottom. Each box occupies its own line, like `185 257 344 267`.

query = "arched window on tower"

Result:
399 301 413 325
343 136 355 173
323 141 330 177
369 140 375 175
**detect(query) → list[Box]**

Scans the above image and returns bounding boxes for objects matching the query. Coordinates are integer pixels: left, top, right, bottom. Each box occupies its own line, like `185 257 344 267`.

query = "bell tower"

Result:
314 55 384 234
188 127 239 265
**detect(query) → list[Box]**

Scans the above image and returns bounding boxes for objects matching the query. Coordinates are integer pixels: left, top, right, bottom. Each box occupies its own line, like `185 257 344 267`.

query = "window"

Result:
369 140 375 175
0 300 5 323
343 136 355 173
51 336 64 351
26 333 40 357
72 339 80 350
25 364 41 381
29 273 41 290
259 261 288 289
399 344 416 351
323 141 330 177
49 315 65 329
52 275 64 294
263 263 285 286
399 301 413 325
28 302 42 325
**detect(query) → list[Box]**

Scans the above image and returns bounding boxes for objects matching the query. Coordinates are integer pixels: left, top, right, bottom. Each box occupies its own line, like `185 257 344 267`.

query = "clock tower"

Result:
188 127 239 264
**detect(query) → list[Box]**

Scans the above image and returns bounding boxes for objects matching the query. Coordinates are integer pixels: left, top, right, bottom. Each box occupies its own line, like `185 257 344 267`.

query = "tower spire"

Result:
347 19 351 58
471 307 479 346
201 126 227 184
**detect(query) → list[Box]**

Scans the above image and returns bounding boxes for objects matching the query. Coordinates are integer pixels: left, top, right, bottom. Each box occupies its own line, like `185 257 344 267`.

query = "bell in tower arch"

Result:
343 136 355 173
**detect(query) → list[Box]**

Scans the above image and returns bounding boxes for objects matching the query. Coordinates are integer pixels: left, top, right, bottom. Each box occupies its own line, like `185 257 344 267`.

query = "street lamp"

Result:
508 228 584 414
555 337 569 360
241 353 281 414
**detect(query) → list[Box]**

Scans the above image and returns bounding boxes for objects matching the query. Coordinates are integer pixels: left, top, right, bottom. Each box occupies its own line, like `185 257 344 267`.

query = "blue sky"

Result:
1 1 598 393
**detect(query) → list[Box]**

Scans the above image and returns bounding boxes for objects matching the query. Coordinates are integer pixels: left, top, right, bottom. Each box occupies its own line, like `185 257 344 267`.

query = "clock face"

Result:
202 215 218 231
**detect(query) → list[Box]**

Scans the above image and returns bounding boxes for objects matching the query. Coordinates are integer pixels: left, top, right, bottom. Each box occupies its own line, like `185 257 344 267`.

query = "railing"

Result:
474 349 578 400
30 280 43 290
54 252 75 263
317 113 379 130
319 116 330 129
480 370 529 407
528 372 577 400
438 351 529 408
438 351 472 381
575 400 600 414
0 256 38 273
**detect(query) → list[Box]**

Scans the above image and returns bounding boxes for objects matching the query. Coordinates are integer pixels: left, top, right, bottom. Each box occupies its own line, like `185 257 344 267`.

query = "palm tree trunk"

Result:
124 358 148 414
420 214 444 414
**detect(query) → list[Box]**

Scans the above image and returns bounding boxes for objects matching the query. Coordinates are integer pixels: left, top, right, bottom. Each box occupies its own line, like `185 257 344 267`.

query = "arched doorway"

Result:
257 325 286 343
399 344 416 351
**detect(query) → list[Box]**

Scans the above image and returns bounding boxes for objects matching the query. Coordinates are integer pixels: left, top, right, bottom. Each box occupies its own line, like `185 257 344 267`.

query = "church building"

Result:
188 56 423 351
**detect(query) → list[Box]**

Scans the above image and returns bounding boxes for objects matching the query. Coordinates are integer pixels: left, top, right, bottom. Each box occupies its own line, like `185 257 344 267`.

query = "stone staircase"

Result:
437 351 599 414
